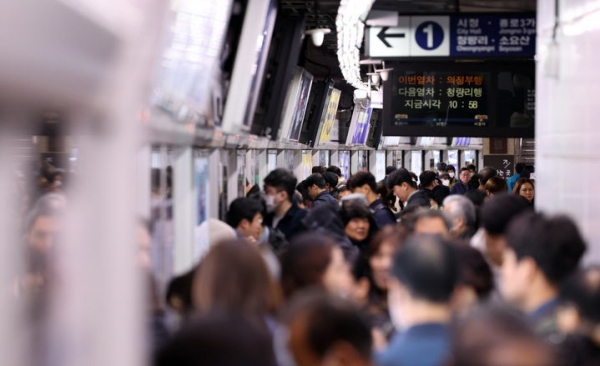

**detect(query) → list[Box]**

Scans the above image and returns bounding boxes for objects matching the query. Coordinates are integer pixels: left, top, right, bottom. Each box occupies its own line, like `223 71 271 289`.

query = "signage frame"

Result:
382 60 535 138
366 13 536 59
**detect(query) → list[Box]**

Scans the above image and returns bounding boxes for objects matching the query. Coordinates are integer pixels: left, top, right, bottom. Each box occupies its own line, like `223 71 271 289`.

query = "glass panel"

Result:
267 150 277 172
447 149 459 171
464 150 477 166
150 146 174 301
319 150 330 167
433 150 441 166
301 150 312 180
285 150 295 172
339 151 350 180
358 150 369 171
411 150 422 174
194 149 209 266
375 151 386 181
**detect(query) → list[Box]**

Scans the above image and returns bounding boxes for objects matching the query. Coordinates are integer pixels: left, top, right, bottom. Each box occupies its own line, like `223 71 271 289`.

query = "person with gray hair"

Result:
443 195 477 240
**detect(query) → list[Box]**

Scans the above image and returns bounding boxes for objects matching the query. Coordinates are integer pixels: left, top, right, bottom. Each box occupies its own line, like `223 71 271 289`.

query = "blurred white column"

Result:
0 124 24 366
536 0 600 263
173 147 195 275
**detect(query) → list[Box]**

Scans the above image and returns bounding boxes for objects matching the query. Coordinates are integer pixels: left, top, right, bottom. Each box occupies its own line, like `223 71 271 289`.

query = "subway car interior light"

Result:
4 0 600 365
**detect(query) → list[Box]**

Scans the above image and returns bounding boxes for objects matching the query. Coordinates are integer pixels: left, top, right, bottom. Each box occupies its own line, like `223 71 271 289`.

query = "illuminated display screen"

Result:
383 62 534 138
392 71 491 127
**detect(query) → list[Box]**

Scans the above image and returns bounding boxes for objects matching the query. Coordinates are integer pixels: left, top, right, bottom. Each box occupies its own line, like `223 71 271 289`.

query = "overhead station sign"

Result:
366 14 536 58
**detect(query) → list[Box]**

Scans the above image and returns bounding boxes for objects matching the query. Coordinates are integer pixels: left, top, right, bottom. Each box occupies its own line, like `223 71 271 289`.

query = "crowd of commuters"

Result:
17 162 599 366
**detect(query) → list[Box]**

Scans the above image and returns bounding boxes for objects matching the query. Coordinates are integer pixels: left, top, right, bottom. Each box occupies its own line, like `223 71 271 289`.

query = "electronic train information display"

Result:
382 61 534 138
392 71 491 127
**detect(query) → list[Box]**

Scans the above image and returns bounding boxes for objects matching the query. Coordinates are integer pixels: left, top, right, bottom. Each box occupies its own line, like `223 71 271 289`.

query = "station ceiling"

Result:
279 0 537 87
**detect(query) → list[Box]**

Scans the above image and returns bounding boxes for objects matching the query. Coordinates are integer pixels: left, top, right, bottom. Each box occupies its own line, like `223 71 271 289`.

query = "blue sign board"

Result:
449 14 536 57
367 13 536 58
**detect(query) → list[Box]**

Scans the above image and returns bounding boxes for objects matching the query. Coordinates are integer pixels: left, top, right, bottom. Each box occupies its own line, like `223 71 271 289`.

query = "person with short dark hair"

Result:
377 235 459 366
506 163 527 192
322 171 339 198
387 168 430 211
305 173 338 210
420 170 448 209
340 200 377 255
464 188 486 208
226 197 265 241
502 212 587 340
419 171 437 190
154 310 277 366
263 169 308 241
347 171 396 228
312 166 326 174
337 184 351 202
449 168 471 196
445 165 458 188
436 162 447 177
557 266 600 366
283 291 373 366
381 166 397 186
451 244 494 315
326 166 345 187
478 193 530 270
466 164 477 176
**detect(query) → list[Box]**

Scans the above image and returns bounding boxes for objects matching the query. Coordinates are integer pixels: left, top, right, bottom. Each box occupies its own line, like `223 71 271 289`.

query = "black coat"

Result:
265 201 308 241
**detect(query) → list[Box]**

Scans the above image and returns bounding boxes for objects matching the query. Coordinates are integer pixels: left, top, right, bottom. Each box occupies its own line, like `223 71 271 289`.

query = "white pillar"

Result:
172 146 195 275
0 124 23 366
277 149 286 169
312 150 320 169
257 149 269 185
208 149 222 219
536 0 600 264
137 145 151 219
330 150 340 167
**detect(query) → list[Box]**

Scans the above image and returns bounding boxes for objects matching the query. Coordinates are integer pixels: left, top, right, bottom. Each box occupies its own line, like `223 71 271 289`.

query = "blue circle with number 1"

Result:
415 21 444 50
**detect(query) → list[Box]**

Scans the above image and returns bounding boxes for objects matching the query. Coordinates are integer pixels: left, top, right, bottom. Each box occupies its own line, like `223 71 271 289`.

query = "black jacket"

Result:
369 198 397 229
302 204 358 261
264 201 308 241
405 190 431 211
312 190 339 210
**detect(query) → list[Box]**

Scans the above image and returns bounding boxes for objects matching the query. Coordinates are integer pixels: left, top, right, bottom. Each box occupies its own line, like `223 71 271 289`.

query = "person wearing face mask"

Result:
439 173 451 187
466 164 477 178
377 234 459 366
444 165 458 188
263 169 308 242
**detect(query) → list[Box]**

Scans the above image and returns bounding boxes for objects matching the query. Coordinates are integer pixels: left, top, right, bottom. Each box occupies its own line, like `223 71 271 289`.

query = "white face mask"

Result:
449 172 455 179
442 179 450 186
264 194 276 213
